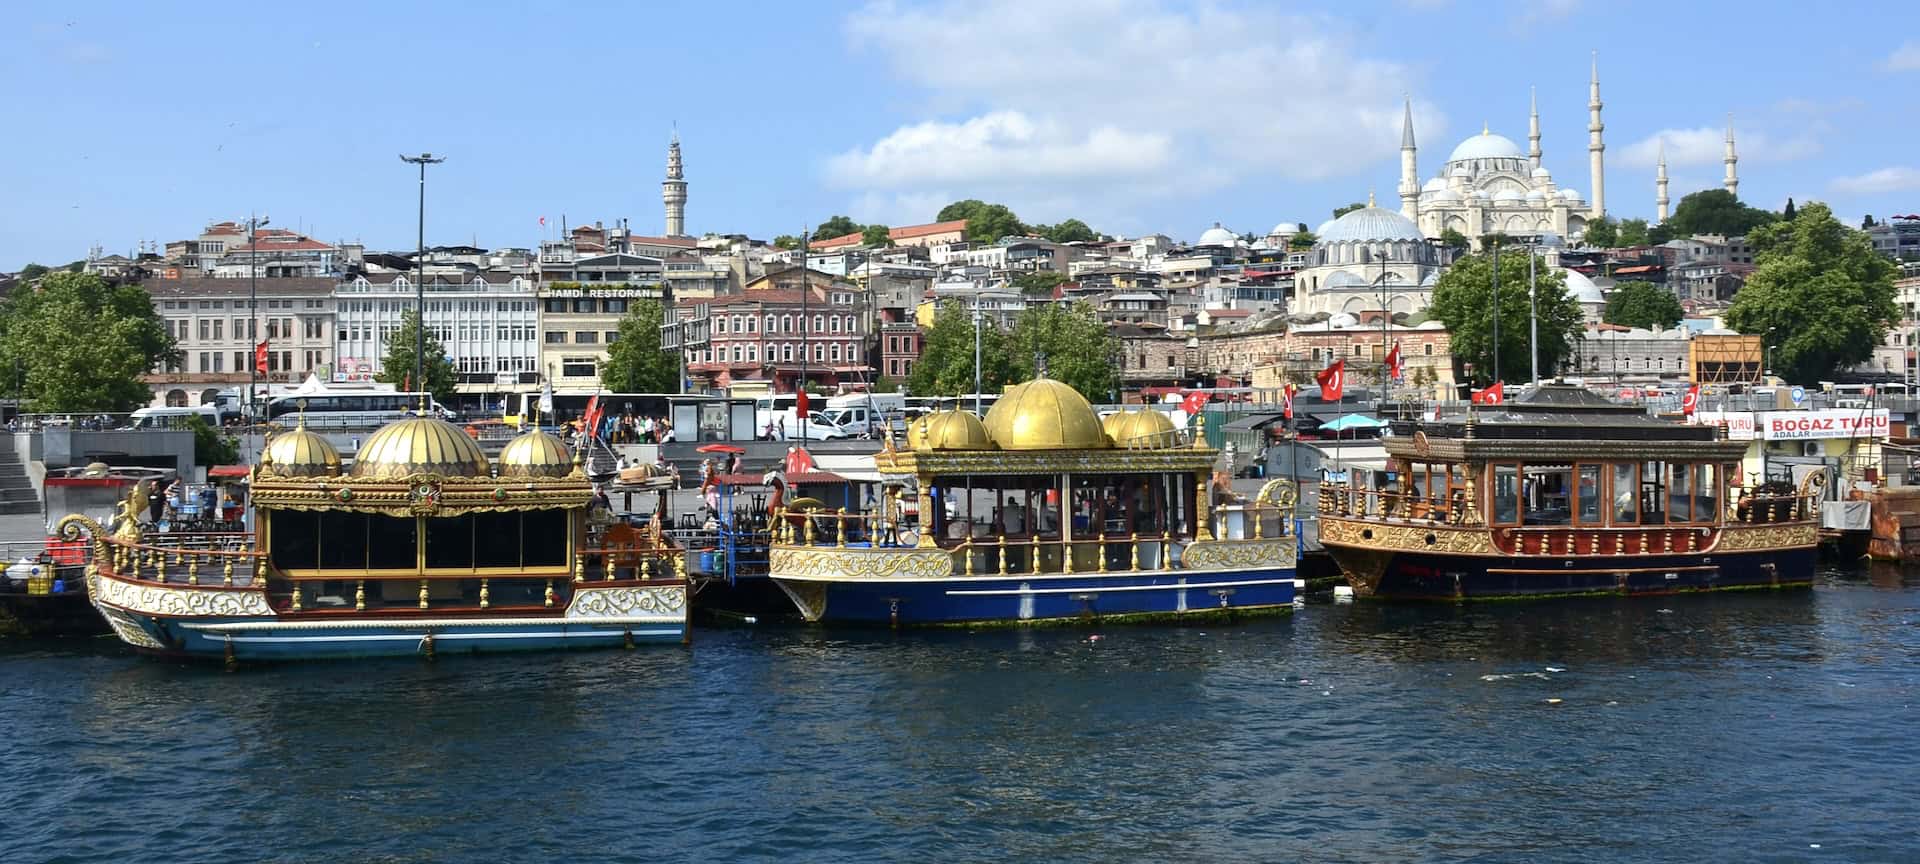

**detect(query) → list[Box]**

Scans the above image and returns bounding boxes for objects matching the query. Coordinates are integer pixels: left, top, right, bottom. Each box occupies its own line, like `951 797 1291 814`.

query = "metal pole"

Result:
1490 239 1500 385
1527 241 1539 385
973 296 983 414
248 215 258 430
400 153 446 411
799 225 808 443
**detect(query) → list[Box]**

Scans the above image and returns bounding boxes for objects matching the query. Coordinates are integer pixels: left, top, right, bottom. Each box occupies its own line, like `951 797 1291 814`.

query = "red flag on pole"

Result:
583 394 603 439
796 389 810 419
1180 390 1209 415
402 372 411 393
1316 359 1345 401
1385 341 1404 382
1681 384 1701 415
1283 383 1297 420
254 340 269 375
1471 381 1505 405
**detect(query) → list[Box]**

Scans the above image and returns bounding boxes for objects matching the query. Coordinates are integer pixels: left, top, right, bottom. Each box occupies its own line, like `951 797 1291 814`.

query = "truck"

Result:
820 393 907 438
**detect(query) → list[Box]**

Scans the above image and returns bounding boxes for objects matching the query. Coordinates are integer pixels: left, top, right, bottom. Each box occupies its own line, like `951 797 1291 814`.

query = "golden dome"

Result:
983 378 1109 451
905 414 929 450
497 429 574 478
1105 409 1180 449
920 410 995 450
260 425 341 478
349 417 490 479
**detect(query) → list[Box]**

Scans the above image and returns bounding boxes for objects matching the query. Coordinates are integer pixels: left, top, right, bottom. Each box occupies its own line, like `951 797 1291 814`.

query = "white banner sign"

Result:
1759 409 1890 441
1691 411 1755 441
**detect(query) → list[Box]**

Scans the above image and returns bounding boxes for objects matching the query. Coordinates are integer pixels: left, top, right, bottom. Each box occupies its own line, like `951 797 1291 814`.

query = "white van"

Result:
824 393 906 437
130 405 222 430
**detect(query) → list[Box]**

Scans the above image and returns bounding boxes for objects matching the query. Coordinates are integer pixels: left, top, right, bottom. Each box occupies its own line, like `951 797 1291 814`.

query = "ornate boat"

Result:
766 377 1298 626
1318 384 1821 600
57 417 688 661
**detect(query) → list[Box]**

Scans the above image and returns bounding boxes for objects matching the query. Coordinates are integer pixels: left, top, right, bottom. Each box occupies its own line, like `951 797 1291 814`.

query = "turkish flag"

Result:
1471 381 1505 405
1385 342 1404 382
1316 359 1345 401
1282 383 1297 420
796 389 809 419
254 340 269 375
583 394 603 439
784 446 816 475
1682 384 1700 416
1180 390 1209 415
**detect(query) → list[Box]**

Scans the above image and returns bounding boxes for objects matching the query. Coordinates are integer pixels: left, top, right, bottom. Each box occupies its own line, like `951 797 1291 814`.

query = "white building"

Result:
1293 202 1444 317
143 277 335 408
332 273 539 401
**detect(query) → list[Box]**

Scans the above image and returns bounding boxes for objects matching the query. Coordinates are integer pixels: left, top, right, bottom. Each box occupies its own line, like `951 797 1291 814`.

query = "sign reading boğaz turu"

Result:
1758 409 1890 441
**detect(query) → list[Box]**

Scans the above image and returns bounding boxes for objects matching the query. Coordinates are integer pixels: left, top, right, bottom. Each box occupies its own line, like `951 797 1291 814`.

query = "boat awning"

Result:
208 465 251 478
810 454 888 483
787 470 849 485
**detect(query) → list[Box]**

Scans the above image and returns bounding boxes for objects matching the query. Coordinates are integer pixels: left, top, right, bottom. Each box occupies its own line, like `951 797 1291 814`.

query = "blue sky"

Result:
5 0 1919 268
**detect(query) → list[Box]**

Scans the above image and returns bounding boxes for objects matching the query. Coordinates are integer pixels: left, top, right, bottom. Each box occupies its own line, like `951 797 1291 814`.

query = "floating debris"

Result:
1545 698 1564 705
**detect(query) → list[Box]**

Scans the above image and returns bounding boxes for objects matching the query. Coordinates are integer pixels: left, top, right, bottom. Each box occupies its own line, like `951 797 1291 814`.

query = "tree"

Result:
1603 281 1684 330
1583 216 1618 248
1783 198 1797 221
1437 228 1471 252
1725 203 1897 384
1863 215 1877 229
908 300 1014 397
812 216 859 241
772 235 802 250
1008 301 1119 401
937 199 1026 243
1427 251 1583 385
600 300 680 393
375 309 456 405
1617 218 1651 247
1666 189 1777 238
1036 218 1098 244
1012 271 1068 296
1648 221 1677 245
187 415 240 467
0 271 176 412
1332 202 1367 219
1287 231 1318 251
860 224 891 248
15 263 49 281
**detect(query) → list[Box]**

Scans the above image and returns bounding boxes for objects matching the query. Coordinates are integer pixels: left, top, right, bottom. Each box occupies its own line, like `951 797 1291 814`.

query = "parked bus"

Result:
263 391 450 428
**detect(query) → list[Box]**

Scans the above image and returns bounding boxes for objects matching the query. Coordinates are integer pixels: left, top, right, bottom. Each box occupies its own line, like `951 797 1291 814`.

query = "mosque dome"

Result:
1197 223 1239 247
1104 409 1179 449
1318 207 1424 245
1525 189 1548 203
1450 166 1473 179
1493 189 1525 204
1269 222 1304 237
349 416 491 479
983 378 1108 451
1536 231 1566 247
497 429 574 478
260 424 341 478
918 410 995 451
1530 166 1553 178
1328 312 1360 328
1447 130 1525 162
1314 219 1337 237
1419 271 1441 288
1323 270 1369 290
1563 268 1606 305
1559 189 1582 202
1422 177 1448 193
1426 187 1461 203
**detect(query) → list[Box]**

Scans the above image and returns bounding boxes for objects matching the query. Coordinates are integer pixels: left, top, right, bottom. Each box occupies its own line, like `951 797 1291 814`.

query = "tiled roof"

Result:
891 219 966 240
628 235 698 248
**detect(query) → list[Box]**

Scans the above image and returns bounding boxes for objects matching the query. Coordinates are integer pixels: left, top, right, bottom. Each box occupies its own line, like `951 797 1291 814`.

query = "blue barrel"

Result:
699 551 717 572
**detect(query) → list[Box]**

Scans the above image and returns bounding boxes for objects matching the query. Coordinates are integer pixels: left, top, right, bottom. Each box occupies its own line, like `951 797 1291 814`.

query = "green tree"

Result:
187 415 240 467
1012 271 1068 296
908 300 1014 397
1666 189 1777 238
1863 214 1877 229
1648 221 1677 245
1603 281 1684 330
937 199 1027 244
15 263 49 281
600 299 681 393
1287 231 1318 251
1036 218 1098 243
1008 301 1119 400
812 216 860 241
1782 198 1797 221
1332 202 1367 219
1427 251 1583 385
0 271 176 411
861 224 891 247
1583 216 1618 248
772 235 802 250
1725 203 1896 384
375 309 457 405
1437 228 1471 252
1616 218 1651 247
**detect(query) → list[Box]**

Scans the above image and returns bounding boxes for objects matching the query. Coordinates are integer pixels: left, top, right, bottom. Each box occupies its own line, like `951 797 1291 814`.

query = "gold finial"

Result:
1482 121 1490 135
1367 188 1376 207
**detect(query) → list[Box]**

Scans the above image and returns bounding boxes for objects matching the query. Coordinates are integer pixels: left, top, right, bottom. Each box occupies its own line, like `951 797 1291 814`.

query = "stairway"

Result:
0 446 39 515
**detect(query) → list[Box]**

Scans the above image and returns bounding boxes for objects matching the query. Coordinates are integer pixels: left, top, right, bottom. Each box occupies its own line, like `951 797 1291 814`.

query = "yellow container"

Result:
26 575 52 596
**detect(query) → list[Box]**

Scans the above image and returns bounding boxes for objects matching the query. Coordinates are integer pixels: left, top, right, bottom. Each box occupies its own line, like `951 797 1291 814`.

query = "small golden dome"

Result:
497 429 574 478
983 378 1109 451
349 416 490 479
1106 409 1180 449
905 414 929 450
921 410 995 450
261 426 341 478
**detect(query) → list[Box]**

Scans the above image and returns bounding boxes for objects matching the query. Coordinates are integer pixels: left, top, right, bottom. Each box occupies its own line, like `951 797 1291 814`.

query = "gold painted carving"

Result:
1713 524 1817 552
1179 539 1297 570
1320 517 1497 555
91 572 273 617
769 546 952 580
566 585 689 618
97 603 166 649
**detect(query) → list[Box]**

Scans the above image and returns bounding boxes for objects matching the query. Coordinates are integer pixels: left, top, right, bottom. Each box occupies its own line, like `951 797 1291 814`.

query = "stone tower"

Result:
662 132 688 237
1528 86 1542 170
1397 97 1419 222
1723 115 1739 198
1656 140 1670 222
1588 52 1605 218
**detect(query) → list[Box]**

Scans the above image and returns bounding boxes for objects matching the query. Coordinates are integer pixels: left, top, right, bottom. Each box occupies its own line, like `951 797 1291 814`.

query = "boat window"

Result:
1491 464 1519 525
1612 463 1638 525
425 516 475 570
522 509 569 567
474 512 523 568
1641 461 1668 524
319 511 367 569
1700 464 1720 524
1576 464 1602 524
367 516 418 570
272 509 320 569
1522 466 1573 526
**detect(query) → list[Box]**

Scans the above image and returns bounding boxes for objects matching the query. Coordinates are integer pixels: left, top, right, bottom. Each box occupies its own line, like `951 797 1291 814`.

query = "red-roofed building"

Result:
671 268 870 392
810 219 968 252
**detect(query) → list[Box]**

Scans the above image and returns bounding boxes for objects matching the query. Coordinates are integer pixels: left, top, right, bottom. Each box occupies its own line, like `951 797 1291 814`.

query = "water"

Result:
3 567 1918 863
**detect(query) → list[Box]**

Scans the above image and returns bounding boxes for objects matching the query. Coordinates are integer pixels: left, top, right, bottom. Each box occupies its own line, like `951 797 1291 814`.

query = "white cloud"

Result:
832 0 1438 225
1885 40 1920 71
1830 167 1920 196
1619 126 1819 168
1515 0 1580 30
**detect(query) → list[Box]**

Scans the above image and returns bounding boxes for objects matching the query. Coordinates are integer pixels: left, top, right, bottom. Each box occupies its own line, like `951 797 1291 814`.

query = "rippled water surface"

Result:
5 568 1919 863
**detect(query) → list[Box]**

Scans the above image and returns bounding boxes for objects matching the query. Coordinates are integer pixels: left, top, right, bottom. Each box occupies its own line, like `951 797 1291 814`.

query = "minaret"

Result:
662 132 688 237
1655 139 1670 222
1528 86 1542 170
1723 115 1739 198
1587 51 1605 218
1397 96 1419 222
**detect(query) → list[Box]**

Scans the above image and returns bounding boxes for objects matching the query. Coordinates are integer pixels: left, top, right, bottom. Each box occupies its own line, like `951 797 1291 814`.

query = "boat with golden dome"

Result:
56 415 689 661
766 376 1298 626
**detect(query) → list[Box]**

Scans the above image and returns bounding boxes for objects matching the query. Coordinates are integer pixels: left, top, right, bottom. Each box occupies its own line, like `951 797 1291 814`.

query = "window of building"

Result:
1423 343 1434 356
747 344 758 362
574 300 596 313
715 317 727 334
605 299 628 314
546 332 567 344
781 315 793 333
605 331 619 344
562 360 596 378
731 345 742 362
766 315 777 332
574 331 598 344
545 299 568 313
782 344 793 362
830 344 841 362
198 319 209 340
813 344 825 362
813 315 824 333
829 316 841 333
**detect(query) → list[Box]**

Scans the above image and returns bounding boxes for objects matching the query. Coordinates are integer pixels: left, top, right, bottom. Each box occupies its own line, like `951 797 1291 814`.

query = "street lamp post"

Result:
244 214 269 445
400 153 446 410
1489 238 1501 386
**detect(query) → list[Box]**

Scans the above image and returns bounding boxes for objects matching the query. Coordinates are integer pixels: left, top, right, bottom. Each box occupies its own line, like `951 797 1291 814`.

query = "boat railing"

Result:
1315 482 1823 527
95 532 268 588
573 542 687 583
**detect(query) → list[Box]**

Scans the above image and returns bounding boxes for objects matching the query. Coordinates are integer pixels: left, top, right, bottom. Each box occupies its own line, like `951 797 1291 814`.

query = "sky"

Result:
5 0 1920 268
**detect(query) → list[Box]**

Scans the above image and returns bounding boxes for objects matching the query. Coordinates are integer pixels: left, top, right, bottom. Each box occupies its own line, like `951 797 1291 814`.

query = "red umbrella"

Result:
696 443 746 454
